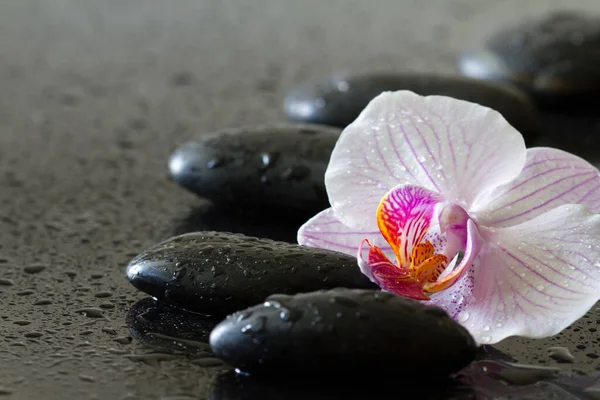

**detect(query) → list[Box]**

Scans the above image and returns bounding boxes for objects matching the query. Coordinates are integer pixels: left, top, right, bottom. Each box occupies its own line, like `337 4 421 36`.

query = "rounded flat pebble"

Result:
459 12 600 107
284 73 541 144
209 288 477 379
126 232 376 316
168 124 340 214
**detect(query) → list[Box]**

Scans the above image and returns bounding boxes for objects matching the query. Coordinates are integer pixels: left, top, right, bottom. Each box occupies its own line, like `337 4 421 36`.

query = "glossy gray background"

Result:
1 1 600 399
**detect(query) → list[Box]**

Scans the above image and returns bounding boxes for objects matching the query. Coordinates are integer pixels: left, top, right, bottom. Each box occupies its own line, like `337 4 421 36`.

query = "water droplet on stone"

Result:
207 157 224 169
280 307 301 322
259 152 278 169
74 308 106 318
241 316 267 334
236 311 253 321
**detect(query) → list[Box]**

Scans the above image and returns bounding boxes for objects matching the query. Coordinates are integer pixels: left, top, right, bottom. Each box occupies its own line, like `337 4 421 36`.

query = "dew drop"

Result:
480 335 492 344
457 310 470 323
207 157 224 169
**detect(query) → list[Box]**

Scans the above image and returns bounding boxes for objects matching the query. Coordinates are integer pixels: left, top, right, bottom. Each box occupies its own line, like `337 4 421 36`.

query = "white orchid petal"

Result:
325 90 526 230
297 208 392 258
476 147 600 228
432 204 600 345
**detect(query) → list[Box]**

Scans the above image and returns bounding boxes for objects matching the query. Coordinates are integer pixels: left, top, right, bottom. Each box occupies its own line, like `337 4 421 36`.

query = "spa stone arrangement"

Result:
121 11 600 397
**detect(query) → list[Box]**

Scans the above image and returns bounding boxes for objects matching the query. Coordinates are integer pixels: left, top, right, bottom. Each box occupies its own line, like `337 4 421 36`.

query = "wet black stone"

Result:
126 232 376 316
168 124 340 214
283 73 541 144
209 288 477 379
458 12 600 109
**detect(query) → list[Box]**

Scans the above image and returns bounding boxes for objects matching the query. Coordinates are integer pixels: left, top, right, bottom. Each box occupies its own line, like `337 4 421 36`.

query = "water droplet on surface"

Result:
336 80 349 92
74 308 106 319
494 362 560 385
264 300 282 309
548 346 575 363
23 264 47 274
480 335 492 344
280 308 301 322
241 316 267 334
259 152 278 169
457 310 470 323
0 387 13 396
207 157 224 169
236 311 253 322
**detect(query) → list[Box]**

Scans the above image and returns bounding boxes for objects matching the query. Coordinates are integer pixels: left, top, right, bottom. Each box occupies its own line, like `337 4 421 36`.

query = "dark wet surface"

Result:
3 1 600 399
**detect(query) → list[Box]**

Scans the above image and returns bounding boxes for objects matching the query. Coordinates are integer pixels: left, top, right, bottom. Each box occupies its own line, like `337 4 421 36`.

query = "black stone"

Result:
458 12 600 109
283 73 541 144
168 124 340 214
126 232 376 316
209 288 477 379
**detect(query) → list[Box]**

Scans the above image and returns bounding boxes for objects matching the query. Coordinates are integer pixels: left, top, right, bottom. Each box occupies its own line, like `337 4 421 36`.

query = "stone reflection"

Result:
126 297 218 354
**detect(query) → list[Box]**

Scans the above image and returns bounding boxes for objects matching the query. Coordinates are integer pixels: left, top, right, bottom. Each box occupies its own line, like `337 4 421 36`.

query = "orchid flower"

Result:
298 90 600 345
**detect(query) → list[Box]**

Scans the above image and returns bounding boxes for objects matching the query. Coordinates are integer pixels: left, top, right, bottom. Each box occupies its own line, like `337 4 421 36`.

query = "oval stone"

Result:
284 73 541 144
126 232 376 316
169 124 340 214
459 12 600 108
210 288 477 379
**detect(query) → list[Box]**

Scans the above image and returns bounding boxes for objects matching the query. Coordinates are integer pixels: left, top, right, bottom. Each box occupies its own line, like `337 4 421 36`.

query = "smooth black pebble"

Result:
209 288 477 380
126 232 376 316
169 124 340 214
284 73 541 144
459 11 600 108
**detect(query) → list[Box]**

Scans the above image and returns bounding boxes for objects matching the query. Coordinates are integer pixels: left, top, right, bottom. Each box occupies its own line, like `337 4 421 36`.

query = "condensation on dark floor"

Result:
2 1 600 399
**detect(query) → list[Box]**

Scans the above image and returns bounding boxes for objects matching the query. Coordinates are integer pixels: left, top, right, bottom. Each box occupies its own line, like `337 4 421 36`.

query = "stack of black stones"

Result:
125 12 600 398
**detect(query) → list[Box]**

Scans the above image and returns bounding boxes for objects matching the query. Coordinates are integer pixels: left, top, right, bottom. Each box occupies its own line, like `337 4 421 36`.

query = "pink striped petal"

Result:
475 147 600 228
325 90 526 231
431 204 600 345
297 208 392 258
